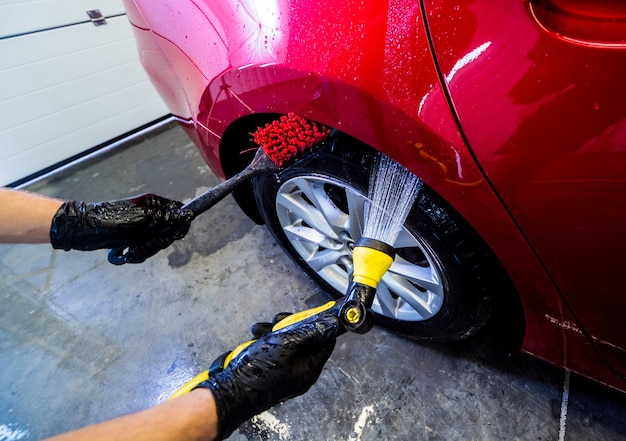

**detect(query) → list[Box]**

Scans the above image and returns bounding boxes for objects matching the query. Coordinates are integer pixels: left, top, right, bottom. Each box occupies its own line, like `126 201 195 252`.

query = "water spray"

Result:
337 153 424 333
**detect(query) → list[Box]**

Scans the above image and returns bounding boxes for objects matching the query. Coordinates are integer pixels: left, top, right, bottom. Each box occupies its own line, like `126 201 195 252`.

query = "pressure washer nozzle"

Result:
338 284 376 334
344 306 362 324
351 237 395 289
335 237 396 333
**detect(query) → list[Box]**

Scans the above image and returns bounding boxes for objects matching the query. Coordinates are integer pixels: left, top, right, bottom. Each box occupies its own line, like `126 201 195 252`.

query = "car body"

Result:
122 0 626 393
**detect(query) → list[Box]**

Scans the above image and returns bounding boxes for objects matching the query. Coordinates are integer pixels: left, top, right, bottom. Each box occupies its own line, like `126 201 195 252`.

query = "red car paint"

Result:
122 0 626 393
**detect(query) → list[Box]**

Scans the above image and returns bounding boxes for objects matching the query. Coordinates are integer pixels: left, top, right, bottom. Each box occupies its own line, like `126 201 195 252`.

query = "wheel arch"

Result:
203 64 481 223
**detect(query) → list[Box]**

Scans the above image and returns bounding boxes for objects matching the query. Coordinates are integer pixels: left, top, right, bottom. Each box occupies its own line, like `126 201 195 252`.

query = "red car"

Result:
122 0 626 393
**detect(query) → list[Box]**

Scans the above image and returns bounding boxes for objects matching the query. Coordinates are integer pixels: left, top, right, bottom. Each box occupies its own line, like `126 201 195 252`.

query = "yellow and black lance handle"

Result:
169 237 395 399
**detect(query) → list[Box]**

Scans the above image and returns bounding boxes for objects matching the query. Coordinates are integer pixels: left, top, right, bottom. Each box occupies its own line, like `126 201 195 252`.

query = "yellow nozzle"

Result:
352 240 394 288
344 306 362 324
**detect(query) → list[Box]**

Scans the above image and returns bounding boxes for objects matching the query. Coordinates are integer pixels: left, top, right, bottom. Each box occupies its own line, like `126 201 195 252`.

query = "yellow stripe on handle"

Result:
168 370 209 400
224 301 338 367
271 301 336 331
352 246 394 288
223 339 255 368
168 301 337 400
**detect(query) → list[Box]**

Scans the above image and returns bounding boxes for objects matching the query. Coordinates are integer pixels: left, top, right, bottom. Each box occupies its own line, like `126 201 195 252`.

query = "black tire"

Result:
253 135 498 341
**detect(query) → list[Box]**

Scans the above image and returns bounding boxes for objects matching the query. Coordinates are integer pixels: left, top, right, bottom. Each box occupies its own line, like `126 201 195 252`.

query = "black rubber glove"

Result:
49 194 193 262
196 311 340 441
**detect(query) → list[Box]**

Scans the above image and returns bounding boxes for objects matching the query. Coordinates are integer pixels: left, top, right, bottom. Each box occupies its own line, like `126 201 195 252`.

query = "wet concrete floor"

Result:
1 122 625 441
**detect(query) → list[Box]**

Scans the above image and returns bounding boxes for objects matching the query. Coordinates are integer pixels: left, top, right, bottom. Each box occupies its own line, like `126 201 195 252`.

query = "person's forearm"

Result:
0 188 63 243
44 388 218 441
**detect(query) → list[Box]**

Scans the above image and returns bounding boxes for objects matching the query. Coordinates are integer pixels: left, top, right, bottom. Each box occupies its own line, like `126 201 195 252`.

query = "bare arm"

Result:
0 188 193 264
44 389 218 441
0 188 63 243
39 300 338 441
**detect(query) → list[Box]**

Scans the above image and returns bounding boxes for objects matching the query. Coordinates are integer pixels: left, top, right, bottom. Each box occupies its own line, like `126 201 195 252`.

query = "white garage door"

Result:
0 0 169 186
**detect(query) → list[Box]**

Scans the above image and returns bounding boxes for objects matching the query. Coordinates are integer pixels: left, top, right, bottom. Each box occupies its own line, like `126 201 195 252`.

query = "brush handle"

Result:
183 148 279 215
107 148 279 265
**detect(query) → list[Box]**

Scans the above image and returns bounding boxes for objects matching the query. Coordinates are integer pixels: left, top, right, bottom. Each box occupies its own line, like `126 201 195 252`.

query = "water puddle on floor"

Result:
0 423 29 441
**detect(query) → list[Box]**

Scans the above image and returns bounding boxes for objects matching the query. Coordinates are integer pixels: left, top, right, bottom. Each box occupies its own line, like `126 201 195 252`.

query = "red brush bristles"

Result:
252 113 331 167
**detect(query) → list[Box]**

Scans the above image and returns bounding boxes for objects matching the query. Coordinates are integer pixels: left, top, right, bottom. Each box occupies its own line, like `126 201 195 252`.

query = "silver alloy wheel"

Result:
275 175 444 322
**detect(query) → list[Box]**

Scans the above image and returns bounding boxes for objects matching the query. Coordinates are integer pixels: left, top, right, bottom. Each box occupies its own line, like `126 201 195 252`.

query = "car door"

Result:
425 0 626 378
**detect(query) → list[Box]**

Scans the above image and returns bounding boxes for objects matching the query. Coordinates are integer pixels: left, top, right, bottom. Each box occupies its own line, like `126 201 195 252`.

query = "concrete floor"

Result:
1 122 626 441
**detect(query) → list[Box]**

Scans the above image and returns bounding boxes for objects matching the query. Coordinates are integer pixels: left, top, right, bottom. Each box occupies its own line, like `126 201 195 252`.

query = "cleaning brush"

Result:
108 113 331 264
182 113 330 213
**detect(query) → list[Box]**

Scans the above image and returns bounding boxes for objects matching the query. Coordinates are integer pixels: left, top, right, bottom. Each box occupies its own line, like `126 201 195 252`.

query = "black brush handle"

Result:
183 148 278 215
107 148 279 265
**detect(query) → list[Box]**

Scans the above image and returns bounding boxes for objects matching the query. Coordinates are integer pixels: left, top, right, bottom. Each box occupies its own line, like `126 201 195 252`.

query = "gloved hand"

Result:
195 309 340 441
49 193 193 263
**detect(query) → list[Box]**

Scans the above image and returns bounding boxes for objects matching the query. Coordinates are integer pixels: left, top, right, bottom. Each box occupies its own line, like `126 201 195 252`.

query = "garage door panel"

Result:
1 60 149 132
1 22 137 75
0 0 126 38
2 78 162 158
0 18 140 99
0 12 168 185
0 85 166 185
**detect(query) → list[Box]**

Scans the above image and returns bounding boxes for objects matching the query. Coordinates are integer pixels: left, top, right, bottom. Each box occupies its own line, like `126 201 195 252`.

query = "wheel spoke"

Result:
283 224 341 249
373 283 399 317
295 179 349 232
389 258 442 295
276 188 337 238
305 248 347 272
380 273 434 318
394 229 420 248
346 190 366 238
